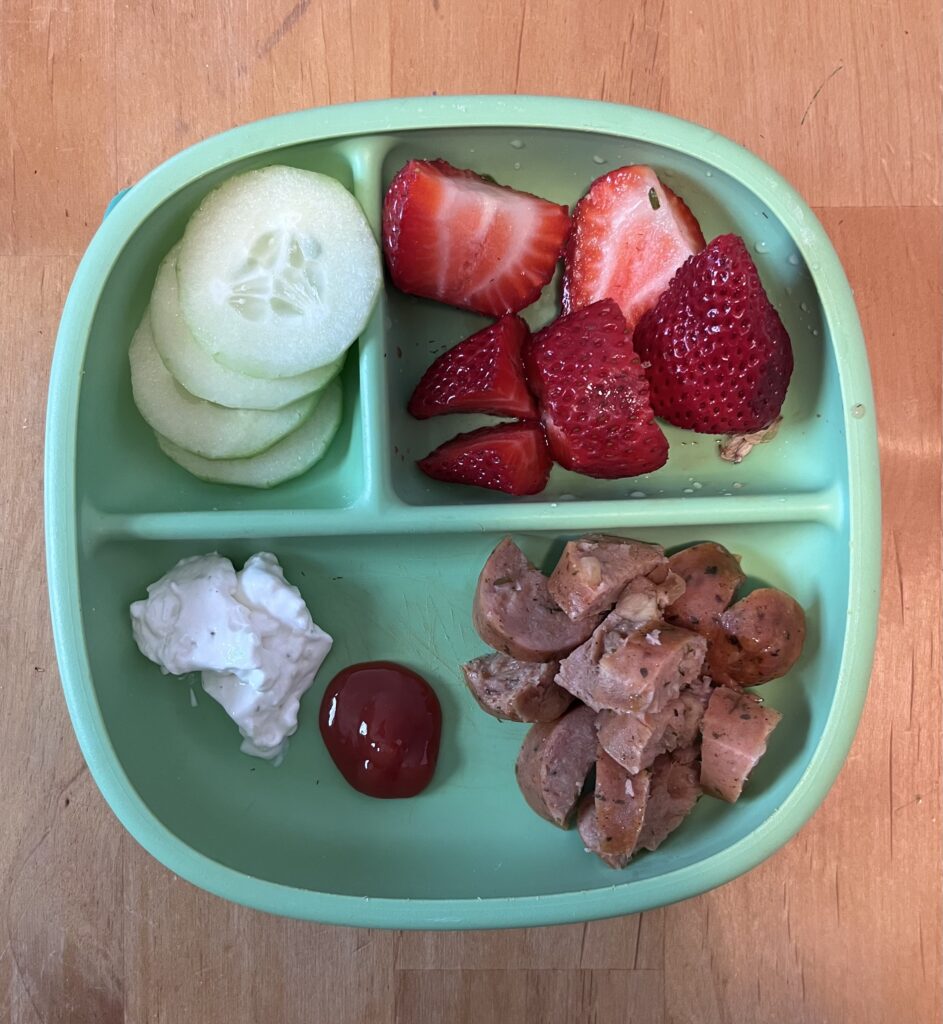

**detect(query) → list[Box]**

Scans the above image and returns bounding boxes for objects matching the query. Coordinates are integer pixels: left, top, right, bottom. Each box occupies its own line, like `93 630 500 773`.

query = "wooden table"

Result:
2 2 940 1021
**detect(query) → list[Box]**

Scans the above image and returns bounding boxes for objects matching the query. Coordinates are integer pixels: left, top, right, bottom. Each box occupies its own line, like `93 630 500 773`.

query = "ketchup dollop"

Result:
319 661 442 798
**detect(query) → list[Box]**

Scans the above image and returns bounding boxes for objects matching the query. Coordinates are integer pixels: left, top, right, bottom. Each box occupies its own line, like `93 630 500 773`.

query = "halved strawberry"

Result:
563 165 705 333
417 422 552 495
523 298 668 479
408 315 536 420
633 234 794 434
383 159 570 317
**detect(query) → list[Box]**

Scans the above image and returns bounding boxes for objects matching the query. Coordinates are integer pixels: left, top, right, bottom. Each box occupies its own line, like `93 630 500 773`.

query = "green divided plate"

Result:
45 96 880 929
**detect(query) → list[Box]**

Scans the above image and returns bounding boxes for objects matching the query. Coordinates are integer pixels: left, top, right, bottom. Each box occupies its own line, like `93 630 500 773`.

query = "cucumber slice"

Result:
129 314 316 460
150 244 344 409
155 379 343 488
176 165 381 378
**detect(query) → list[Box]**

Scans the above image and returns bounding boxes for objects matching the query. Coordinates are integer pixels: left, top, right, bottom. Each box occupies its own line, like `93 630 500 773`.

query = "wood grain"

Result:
1 1 940 1021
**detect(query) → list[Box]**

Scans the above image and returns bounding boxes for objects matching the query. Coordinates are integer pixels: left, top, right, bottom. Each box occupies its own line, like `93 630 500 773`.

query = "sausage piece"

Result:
708 588 806 686
577 757 651 868
462 651 572 723
612 567 687 626
473 538 601 662
595 749 650 860
576 793 618 864
596 677 710 774
664 542 745 636
547 534 666 621
515 704 597 828
636 745 702 852
556 613 707 714
700 686 782 802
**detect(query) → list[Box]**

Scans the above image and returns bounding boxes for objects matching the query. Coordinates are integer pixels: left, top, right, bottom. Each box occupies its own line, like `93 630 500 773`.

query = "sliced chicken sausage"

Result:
637 745 702 852
473 538 601 662
596 678 710 774
594 749 650 861
665 542 745 635
515 704 597 828
462 652 572 723
708 588 806 686
612 567 687 626
700 686 782 802
547 534 666 621
576 792 640 869
556 613 707 714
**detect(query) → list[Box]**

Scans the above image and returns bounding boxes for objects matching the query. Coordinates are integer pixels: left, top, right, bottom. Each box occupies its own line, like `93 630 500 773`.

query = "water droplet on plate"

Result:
683 487 694 494
788 253 801 266
592 154 606 164
732 482 744 489
800 301 810 313
630 491 646 498
510 138 525 149
851 403 866 419
692 482 703 490
705 170 713 177
512 161 521 170
754 240 769 254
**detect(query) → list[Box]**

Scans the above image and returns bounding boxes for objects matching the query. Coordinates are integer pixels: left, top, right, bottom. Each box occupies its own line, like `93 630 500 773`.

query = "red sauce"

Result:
319 661 442 799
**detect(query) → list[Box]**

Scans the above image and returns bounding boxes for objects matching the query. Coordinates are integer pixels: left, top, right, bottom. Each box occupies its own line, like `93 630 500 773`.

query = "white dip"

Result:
130 552 333 761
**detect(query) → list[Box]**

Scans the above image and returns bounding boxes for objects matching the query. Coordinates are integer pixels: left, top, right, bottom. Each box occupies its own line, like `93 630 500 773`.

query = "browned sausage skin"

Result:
708 588 806 686
664 542 745 635
461 652 572 723
594 749 650 860
699 686 782 802
515 704 597 828
576 794 628 867
473 538 601 662
556 612 708 714
547 534 666 621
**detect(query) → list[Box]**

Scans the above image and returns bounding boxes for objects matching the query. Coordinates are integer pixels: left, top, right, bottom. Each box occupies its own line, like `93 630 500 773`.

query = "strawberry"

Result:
408 315 537 420
417 421 552 496
633 234 794 433
523 298 668 479
383 159 570 317
563 165 705 333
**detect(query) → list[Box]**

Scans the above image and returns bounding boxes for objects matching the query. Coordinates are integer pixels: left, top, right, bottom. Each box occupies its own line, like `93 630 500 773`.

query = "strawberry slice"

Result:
563 165 705 333
523 298 668 479
417 422 552 495
408 315 536 420
633 234 794 434
383 159 570 317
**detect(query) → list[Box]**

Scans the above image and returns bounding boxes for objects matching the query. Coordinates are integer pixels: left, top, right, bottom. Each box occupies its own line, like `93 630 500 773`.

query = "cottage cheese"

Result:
130 552 332 760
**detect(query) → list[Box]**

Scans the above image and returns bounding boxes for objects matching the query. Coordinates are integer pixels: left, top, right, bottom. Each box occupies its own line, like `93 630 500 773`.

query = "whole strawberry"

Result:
524 298 668 478
633 234 794 433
